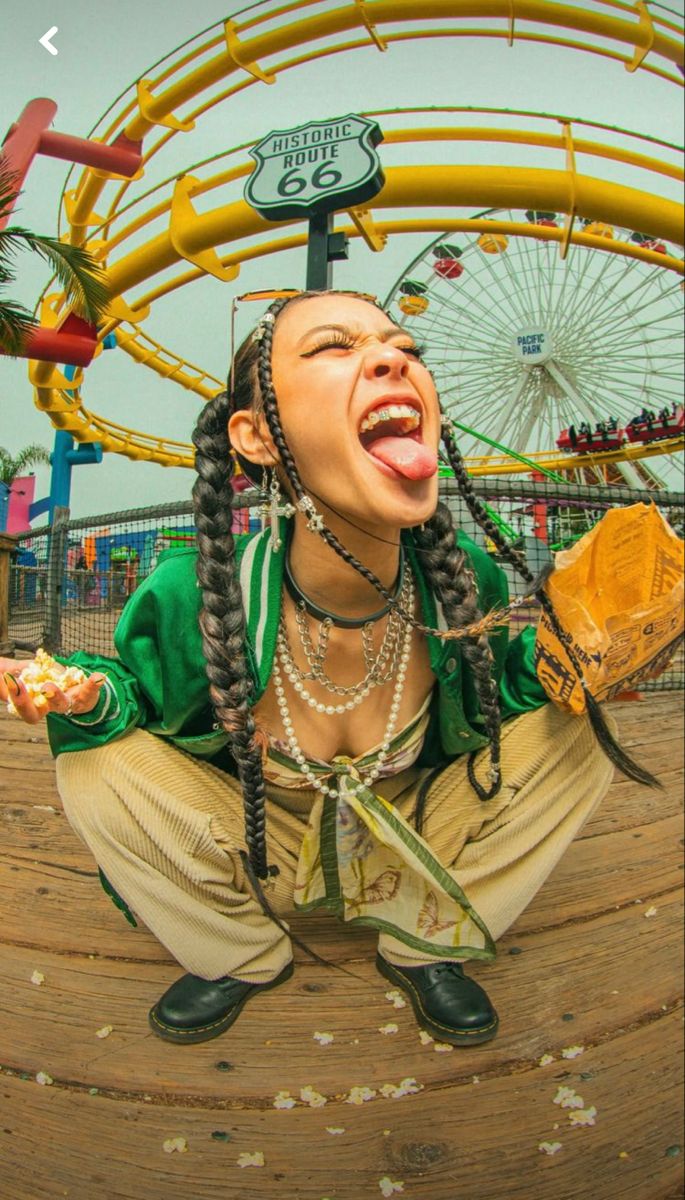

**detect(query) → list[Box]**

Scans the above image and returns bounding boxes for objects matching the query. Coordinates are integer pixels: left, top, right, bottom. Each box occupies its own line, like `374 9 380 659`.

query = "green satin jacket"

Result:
48 522 547 765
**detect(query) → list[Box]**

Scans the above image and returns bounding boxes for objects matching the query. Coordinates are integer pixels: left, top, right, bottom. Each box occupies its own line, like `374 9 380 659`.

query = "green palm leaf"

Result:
0 442 51 485
0 163 20 226
0 228 110 326
0 162 110 347
0 296 36 354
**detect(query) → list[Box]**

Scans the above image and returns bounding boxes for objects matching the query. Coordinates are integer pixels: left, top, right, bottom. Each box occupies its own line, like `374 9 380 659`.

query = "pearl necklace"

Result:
272 596 415 799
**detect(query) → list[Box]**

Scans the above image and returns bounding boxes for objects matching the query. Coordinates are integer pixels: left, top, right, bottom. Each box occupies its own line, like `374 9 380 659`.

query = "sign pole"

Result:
306 212 334 291
305 213 351 290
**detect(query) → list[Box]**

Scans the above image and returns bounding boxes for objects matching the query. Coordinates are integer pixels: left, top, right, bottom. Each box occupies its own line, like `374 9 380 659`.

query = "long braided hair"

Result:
192 290 659 904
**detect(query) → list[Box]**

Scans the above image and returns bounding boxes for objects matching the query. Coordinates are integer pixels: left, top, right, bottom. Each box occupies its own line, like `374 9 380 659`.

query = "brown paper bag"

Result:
535 503 684 714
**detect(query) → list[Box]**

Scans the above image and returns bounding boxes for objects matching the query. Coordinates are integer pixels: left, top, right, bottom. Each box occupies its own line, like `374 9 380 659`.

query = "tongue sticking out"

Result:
366 436 437 480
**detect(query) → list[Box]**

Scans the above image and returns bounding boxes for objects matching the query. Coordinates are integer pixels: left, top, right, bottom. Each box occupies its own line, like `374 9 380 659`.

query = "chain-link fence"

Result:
5 479 684 689
8 501 201 657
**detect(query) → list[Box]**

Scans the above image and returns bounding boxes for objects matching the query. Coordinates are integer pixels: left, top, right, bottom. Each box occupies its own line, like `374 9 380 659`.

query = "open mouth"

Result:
358 402 436 481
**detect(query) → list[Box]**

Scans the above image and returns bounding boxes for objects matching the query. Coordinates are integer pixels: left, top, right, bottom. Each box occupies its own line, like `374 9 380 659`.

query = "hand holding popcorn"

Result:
0 649 106 725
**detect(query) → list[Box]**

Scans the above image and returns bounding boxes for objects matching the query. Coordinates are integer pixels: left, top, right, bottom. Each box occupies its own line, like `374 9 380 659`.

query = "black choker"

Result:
283 547 405 629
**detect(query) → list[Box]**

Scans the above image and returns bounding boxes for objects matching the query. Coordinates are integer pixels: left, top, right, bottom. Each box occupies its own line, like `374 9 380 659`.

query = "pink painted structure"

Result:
5 474 37 534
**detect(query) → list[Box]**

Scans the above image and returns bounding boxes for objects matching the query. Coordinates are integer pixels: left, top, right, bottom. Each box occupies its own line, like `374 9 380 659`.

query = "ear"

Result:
227 408 279 467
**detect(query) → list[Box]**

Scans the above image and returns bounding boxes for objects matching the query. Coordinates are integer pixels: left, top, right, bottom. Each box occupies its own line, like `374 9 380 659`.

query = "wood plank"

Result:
1 803 95 866
0 690 682 1199
604 694 683 745
1 1011 682 1200
512 812 684 932
0 756 56 781
579 767 683 837
0 890 681 1098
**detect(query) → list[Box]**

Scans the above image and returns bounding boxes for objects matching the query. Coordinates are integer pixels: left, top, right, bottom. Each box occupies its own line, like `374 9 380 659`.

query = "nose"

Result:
362 341 410 379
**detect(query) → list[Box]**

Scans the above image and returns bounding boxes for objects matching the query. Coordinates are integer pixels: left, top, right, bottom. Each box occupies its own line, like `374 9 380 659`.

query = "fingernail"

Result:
3 672 19 696
41 685 57 698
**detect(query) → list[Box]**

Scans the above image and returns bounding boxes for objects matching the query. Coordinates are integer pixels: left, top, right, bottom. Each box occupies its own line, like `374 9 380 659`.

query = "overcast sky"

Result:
1 0 683 518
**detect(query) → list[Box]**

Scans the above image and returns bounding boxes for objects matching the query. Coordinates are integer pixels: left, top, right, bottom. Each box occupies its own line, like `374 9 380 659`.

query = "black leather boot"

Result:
149 960 294 1044
376 953 498 1045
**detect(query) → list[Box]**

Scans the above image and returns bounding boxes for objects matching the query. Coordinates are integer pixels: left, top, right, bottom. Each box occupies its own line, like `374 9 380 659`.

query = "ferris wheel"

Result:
385 211 684 486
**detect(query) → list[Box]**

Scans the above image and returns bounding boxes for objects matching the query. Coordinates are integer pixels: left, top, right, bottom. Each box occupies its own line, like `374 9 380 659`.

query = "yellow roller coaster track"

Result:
28 2 684 471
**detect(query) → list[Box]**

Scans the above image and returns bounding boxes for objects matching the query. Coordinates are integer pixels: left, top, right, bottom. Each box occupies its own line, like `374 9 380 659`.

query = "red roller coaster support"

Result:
0 313 97 367
1 98 142 365
1 98 142 231
23 314 97 367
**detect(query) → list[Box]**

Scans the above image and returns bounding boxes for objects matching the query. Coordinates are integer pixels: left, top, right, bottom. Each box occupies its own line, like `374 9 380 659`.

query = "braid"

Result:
441 418 533 585
413 503 502 804
440 419 661 790
193 386 353 971
191 391 273 879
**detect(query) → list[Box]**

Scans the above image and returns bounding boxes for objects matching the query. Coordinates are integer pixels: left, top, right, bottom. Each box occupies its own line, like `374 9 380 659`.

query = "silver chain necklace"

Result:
272 603 415 798
277 570 414 711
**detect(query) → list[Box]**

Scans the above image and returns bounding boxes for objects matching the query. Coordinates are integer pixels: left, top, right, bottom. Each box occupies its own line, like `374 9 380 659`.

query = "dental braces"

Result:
359 404 420 433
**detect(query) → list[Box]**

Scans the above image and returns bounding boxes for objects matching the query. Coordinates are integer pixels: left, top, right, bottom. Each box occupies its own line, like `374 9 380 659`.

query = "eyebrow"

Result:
297 323 412 346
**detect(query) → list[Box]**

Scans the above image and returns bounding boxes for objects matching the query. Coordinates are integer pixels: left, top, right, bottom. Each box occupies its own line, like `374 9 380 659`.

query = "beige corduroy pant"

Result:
55 703 615 983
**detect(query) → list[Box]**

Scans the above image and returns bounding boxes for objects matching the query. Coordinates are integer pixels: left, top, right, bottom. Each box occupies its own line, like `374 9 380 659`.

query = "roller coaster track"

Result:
20 2 683 472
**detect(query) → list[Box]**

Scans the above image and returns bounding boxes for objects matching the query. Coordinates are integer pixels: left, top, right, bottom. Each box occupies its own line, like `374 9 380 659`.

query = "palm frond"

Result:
0 162 109 326
0 224 38 262
0 162 21 226
0 297 36 355
2 231 110 325
13 443 52 474
0 442 52 486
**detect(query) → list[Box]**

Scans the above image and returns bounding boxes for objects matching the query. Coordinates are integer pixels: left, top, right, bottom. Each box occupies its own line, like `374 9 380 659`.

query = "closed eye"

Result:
301 336 427 360
300 331 355 356
398 342 426 361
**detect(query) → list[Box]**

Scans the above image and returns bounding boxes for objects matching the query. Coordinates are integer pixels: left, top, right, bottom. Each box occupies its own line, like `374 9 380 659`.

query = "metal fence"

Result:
5 477 684 690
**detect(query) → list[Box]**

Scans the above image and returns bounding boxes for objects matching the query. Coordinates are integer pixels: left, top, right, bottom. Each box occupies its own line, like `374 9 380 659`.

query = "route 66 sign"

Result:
244 113 384 221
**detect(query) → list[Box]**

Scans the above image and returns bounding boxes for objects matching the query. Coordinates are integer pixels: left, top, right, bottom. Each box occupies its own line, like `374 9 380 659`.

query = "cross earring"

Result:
269 469 283 551
268 469 295 552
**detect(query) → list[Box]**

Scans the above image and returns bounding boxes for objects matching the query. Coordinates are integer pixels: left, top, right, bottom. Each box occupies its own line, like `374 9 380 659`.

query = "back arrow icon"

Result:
39 26 59 55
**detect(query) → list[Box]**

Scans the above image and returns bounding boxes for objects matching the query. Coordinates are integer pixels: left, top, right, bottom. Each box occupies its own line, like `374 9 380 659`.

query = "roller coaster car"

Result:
556 424 625 453
625 405 684 445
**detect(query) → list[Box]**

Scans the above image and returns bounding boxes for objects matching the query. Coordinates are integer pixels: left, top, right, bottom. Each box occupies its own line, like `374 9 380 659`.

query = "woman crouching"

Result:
1 291 624 1045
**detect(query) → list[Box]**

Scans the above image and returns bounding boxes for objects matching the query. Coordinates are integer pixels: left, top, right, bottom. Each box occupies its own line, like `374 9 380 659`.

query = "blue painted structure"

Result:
28 430 103 525
0 483 9 531
25 336 117 526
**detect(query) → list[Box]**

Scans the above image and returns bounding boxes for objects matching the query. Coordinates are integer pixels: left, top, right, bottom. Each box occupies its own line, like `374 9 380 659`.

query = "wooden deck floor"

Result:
0 694 682 1200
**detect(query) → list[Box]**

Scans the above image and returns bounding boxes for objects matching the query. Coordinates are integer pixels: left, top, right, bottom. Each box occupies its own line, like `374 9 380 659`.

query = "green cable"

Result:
482 500 518 542
445 418 568 484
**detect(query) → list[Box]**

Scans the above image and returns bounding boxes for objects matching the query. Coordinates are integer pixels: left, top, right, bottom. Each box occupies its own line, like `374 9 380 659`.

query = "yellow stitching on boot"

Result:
149 1008 237 1036
149 963 294 1037
381 962 498 1037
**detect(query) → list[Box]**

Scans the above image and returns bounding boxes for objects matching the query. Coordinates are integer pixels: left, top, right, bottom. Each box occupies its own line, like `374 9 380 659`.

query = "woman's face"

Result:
269 294 441 532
